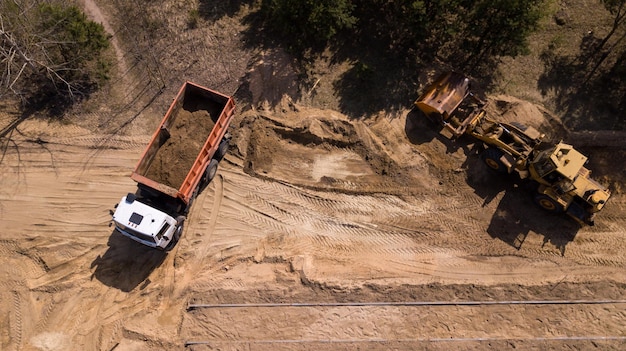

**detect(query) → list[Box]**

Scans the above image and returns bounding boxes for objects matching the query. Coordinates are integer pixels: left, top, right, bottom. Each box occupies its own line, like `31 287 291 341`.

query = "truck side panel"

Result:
130 81 235 205
178 85 235 204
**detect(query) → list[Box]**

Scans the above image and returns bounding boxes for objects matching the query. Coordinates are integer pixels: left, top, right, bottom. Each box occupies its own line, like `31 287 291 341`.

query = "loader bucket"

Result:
414 72 471 119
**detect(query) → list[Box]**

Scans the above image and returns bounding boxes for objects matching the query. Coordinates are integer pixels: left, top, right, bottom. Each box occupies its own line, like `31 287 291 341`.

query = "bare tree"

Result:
583 0 626 82
0 0 109 110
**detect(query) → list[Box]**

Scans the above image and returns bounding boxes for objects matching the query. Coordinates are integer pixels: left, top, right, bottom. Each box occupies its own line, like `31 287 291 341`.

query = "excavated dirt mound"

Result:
486 94 569 140
235 93 621 197
235 104 434 195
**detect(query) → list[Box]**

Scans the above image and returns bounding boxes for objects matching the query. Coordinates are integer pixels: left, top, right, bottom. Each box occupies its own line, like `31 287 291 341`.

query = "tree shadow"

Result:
464 152 580 255
327 36 502 120
197 0 253 22
90 229 167 292
538 32 625 131
235 6 431 119
0 108 57 168
330 37 421 119
205 2 506 120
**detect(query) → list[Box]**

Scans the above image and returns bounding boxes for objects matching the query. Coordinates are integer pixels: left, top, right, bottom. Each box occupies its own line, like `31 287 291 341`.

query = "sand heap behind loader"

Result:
414 71 610 225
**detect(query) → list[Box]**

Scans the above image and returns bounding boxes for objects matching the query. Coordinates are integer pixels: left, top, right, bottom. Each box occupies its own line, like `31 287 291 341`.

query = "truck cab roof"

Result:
112 194 173 239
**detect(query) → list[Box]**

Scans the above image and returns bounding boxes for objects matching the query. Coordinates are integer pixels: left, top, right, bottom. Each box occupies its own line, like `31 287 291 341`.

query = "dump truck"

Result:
111 82 235 249
414 71 611 225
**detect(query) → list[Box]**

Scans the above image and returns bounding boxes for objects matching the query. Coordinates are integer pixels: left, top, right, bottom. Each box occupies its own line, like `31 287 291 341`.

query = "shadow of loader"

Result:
406 107 581 255
463 150 580 255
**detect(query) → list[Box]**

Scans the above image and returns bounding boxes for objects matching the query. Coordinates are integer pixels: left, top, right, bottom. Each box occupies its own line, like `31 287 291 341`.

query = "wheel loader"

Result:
414 71 611 225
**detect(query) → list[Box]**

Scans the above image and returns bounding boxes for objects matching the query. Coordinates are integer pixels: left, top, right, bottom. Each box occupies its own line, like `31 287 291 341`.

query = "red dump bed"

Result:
130 81 235 205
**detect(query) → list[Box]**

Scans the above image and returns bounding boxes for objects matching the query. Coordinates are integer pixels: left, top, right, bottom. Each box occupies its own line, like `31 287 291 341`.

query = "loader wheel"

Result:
534 194 563 213
481 148 507 173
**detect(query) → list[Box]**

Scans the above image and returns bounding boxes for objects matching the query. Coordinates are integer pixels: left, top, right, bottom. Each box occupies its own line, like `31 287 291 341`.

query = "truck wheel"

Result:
204 159 219 184
174 216 185 241
216 139 230 161
481 148 507 173
187 187 199 211
534 194 563 213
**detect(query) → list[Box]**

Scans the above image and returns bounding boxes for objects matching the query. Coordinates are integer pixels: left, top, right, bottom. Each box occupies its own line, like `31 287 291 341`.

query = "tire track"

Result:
222 183 428 257
32 299 55 338
11 291 23 350
45 135 147 150
219 163 626 280
221 165 625 267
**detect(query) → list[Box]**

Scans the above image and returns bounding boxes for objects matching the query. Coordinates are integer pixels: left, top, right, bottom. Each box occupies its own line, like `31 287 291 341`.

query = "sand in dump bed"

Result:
143 98 219 190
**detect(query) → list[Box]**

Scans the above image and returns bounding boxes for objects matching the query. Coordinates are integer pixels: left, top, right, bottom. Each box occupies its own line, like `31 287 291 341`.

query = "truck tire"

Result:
204 159 219 185
215 138 230 161
187 187 199 211
164 216 185 251
174 216 185 241
534 194 564 213
481 148 507 174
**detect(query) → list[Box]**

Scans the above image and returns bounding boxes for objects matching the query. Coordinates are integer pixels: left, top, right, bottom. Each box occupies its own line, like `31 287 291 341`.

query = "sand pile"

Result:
144 108 216 190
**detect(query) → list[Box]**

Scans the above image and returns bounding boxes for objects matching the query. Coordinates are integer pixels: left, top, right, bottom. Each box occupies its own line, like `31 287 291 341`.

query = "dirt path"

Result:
183 300 626 350
81 0 129 80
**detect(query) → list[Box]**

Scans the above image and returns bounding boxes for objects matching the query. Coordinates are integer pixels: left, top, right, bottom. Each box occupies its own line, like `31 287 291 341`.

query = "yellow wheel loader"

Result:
414 72 611 225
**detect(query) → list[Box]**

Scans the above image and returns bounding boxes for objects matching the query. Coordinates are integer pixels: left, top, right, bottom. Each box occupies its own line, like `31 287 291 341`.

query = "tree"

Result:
259 0 356 52
583 0 626 82
599 0 626 52
455 0 545 70
351 0 462 58
0 0 110 113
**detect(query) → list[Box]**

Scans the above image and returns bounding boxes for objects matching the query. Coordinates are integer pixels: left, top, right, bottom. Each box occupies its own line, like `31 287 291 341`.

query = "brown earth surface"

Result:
1 1 625 351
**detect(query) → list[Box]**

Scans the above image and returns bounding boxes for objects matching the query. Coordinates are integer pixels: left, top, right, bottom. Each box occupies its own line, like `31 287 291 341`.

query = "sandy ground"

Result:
1 97 625 350
1 1 625 351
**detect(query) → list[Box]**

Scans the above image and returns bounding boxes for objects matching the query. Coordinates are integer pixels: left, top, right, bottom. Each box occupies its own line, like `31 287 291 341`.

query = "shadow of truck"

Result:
91 230 167 292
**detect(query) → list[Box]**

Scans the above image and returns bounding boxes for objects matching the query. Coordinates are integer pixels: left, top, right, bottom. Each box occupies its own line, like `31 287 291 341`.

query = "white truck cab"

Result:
112 194 181 250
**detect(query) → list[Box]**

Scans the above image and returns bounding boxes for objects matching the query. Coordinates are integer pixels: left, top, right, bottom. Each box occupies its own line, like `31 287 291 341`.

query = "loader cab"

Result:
530 142 590 197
